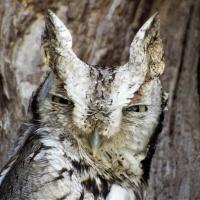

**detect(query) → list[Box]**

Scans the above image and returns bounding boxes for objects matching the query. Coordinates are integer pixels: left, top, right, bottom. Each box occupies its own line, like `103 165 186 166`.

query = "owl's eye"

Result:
51 95 73 106
125 105 148 112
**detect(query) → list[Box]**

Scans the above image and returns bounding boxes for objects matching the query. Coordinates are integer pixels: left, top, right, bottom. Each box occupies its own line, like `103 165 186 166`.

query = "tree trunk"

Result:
0 0 199 199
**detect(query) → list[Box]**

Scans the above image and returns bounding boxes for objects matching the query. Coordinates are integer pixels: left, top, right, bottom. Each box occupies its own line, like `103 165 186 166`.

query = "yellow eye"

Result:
125 105 148 112
138 105 147 112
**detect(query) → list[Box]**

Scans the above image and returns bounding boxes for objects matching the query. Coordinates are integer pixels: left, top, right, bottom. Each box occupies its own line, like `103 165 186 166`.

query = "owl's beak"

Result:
89 132 101 156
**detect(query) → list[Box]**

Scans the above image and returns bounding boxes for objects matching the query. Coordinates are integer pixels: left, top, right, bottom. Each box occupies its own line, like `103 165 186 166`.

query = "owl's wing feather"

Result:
0 123 36 185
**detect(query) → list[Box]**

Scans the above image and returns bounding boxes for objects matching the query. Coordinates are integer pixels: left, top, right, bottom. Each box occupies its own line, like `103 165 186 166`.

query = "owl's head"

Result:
32 11 165 176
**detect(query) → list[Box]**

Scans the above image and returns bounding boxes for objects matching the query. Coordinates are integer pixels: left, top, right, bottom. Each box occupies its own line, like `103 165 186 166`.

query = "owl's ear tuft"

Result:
42 10 88 81
129 13 165 80
42 10 73 63
42 10 73 73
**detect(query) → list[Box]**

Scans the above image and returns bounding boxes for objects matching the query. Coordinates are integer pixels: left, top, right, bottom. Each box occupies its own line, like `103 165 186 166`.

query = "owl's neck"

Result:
36 126 143 197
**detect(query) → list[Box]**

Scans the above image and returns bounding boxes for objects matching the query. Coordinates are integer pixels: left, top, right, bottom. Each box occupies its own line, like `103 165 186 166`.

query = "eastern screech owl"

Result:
0 10 166 200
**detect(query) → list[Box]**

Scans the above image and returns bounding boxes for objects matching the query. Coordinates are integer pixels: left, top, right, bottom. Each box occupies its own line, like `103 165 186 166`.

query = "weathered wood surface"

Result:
0 0 199 199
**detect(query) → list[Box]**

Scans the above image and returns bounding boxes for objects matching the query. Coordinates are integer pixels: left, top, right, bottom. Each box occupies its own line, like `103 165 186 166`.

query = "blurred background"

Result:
0 0 199 199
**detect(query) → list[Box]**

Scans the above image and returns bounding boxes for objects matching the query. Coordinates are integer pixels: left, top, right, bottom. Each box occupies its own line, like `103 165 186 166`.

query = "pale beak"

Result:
89 132 101 156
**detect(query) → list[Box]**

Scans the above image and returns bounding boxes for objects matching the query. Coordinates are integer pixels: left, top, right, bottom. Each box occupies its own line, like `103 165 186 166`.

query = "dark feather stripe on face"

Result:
140 92 167 183
30 72 52 123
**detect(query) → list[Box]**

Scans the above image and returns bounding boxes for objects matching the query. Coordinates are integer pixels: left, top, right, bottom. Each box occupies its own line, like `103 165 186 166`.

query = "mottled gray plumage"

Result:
0 10 166 200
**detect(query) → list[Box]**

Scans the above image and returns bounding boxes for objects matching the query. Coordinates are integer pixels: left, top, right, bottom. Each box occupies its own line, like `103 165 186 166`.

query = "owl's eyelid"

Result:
127 104 149 108
49 93 73 105
124 104 148 112
49 92 71 101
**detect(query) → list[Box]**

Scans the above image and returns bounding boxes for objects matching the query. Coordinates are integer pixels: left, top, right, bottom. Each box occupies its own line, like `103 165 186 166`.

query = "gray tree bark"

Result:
0 0 199 199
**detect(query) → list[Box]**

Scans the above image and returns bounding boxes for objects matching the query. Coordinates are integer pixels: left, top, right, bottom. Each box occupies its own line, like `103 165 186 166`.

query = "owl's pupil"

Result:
125 105 148 112
126 106 139 112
